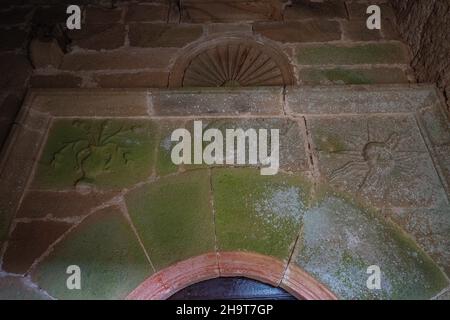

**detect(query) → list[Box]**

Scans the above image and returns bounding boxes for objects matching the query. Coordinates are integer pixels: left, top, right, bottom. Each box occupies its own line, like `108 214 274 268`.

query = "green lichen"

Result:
296 43 408 65
212 168 311 260
32 207 151 299
33 119 157 190
295 185 449 300
125 170 215 270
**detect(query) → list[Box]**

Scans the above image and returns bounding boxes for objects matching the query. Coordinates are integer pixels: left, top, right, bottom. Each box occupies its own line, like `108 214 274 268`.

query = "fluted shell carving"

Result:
182 43 285 87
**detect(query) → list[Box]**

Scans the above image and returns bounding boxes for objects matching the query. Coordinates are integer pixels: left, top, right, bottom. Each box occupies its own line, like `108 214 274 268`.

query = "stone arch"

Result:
126 251 337 300
169 36 295 88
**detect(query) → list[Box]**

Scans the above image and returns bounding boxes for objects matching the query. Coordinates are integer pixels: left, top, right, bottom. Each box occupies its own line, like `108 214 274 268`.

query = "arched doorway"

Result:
168 277 297 300
126 252 337 300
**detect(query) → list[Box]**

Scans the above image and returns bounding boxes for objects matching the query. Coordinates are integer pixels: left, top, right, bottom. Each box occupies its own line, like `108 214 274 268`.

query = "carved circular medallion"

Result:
169 38 295 87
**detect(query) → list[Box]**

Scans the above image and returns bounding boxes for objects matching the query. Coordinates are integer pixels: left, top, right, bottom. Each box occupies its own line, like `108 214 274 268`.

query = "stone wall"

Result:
390 0 450 110
0 0 413 149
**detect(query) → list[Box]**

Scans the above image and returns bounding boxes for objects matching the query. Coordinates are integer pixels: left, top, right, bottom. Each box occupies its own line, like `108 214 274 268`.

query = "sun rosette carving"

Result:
310 116 447 208
169 37 295 87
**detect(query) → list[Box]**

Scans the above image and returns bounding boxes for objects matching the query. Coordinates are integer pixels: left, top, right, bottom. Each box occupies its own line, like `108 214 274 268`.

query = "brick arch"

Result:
169 36 296 88
126 252 337 300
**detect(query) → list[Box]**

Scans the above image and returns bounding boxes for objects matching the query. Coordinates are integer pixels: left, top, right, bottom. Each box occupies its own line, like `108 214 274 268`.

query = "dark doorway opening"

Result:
168 277 298 300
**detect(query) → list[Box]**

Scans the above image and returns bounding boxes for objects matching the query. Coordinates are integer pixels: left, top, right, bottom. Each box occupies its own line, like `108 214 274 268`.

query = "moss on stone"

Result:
212 168 311 260
125 170 215 270
296 43 409 65
0 276 50 300
32 207 152 300
33 119 157 190
314 129 347 153
295 185 449 300
155 121 184 176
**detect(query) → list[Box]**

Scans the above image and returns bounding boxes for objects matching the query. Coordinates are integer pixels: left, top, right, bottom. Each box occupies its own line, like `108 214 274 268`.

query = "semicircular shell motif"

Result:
182 42 290 87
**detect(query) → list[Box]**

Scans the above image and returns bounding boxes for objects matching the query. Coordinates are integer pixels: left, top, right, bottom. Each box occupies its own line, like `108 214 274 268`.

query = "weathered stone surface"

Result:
284 0 347 20
298 67 409 85
254 20 341 43
17 190 117 219
29 38 64 69
308 115 447 208
206 23 252 34
181 0 282 23
30 74 82 88
174 39 292 87
0 276 50 300
32 207 152 299
342 20 382 41
33 119 157 190
68 24 125 50
94 71 169 88
129 23 203 48
346 1 395 20
189 118 309 173
295 43 410 65
154 120 186 176
2 220 72 274
31 90 149 116
85 6 122 24
0 126 46 242
391 0 450 110
212 168 310 260
286 86 436 114
61 49 177 71
295 191 448 299
417 106 450 190
152 87 283 116
386 202 450 276
435 288 450 300
126 3 169 22
125 170 215 270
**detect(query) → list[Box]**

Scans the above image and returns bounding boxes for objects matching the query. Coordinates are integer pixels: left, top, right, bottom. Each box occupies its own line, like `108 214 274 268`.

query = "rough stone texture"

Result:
212 168 310 260
181 0 283 23
30 74 82 88
33 119 157 190
94 71 169 88
126 3 170 22
295 191 447 299
68 24 126 50
308 115 446 208
32 207 152 299
61 49 177 71
152 87 283 116
125 170 215 270
0 86 449 300
295 43 410 66
298 67 409 85
254 20 341 43
284 0 347 20
129 23 203 48
17 190 118 219
390 0 450 110
0 276 50 300
2 221 72 274
29 39 64 69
